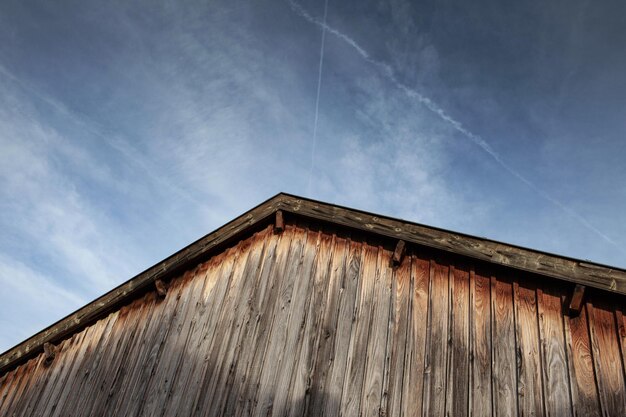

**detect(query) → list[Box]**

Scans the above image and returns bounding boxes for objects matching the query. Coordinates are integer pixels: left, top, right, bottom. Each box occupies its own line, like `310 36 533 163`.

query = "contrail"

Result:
288 0 625 252
306 0 330 195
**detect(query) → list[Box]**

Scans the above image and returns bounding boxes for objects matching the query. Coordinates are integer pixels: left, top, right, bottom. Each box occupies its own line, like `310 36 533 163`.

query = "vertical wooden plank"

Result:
198 235 269 417
340 243 379 416
286 231 336 417
537 286 573 417
86 300 154 416
319 239 362 417
402 254 430 417
446 264 470 417
563 302 601 416
232 228 295 417
127 258 194 416
202 234 269 417
12 339 64 416
263 228 319 417
492 275 517 417
422 259 450 417
182 245 249 417
69 310 121 416
34 331 89 416
53 315 115 416
361 247 393 417
0 367 15 411
470 267 492 417
513 280 544 417
616 310 626 386
251 226 308 417
94 294 159 416
221 229 282 417
119 274 193 416
288 233 344 416
0 356 42 415
138 266 206 416
385 254 411 417
588 301 626 417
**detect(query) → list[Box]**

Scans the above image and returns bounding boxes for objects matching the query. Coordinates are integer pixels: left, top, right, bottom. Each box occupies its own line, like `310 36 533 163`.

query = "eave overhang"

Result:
1 192 624 375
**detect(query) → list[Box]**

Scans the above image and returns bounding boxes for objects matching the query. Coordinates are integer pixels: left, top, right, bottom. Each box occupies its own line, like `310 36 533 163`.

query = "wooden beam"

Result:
390 240 406 267
1 192 625 377
0 193 283 375
155 279 168 298
43 342 56 367
568 284 586 316
274 210 284 234
275 194 626 295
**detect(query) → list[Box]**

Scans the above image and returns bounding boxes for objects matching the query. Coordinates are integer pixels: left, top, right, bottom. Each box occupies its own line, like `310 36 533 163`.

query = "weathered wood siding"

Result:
1 223 625 416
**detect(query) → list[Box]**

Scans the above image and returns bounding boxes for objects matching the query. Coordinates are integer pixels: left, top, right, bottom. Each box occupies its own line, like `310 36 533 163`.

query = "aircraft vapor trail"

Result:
306 0 329 195
288 0 624 252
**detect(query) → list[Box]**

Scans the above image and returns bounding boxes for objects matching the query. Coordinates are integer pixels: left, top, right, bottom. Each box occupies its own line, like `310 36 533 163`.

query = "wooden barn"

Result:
1 193 625 416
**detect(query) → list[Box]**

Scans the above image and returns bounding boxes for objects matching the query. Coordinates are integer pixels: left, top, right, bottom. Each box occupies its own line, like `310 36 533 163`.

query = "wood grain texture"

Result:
537 286 573 417
513 281 544 417
588 301 626 417
4 192 625 377
492 276 517 417
446 264 470 417
470 268 492 417
277 194 626 295
361 247 392 417
563 303 600 417
422 259 449 417
1 222 625 417
385 255 411 417
340 243 378 416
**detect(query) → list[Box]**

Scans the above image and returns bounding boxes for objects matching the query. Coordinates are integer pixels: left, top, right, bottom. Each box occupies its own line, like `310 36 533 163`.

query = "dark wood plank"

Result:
422 259 450 417
0 194 284 375
252 226 308 417
304 234 346 416
616 310 626 387
232 228 295 417
182 247 249 416
320 239 362 417
385 254 411 417
391 240 406 267
340 243 378 416
537 286 573 417
361 247 392 417
446 264 470 417
221 228 282 417
267 229 319 417
563 303 601 416
202 234 269 417
286 231 336 416
274 209 284 233
402 255 430 417
492 276 517 417
588 301 626 417
5 192 625 379
277 194 626 296
568 285 586 316
4 192 626 378
53 316 115 416
513 280 544 417
469 268 492 417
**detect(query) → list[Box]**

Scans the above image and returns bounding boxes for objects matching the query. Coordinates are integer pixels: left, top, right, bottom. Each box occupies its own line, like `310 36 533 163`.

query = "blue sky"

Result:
1 0 625 352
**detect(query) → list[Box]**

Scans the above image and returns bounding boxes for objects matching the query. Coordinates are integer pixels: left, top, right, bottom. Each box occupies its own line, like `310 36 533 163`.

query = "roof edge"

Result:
2 192 625 375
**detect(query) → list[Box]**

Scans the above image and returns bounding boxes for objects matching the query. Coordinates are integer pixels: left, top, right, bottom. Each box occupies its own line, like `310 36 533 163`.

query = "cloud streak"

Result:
287 0 624 253
306 0 329 195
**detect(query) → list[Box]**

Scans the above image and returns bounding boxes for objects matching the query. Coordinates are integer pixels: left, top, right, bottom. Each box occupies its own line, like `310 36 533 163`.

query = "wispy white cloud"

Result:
287 0 624 254
306 0 329 195
0 255 84 352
